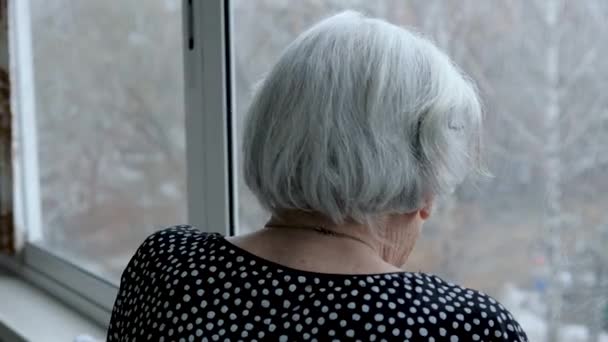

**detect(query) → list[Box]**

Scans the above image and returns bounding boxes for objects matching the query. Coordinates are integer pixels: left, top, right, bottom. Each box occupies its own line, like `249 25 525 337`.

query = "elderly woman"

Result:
108 11 528 341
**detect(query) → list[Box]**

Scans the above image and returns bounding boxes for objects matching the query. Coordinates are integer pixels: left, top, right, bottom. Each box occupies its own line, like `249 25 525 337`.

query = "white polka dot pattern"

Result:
107 226 529 341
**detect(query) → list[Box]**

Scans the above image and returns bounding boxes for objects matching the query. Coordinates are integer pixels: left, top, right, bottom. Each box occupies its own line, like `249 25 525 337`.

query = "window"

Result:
29 0 186 284
231 1 608 341
11 0 230 325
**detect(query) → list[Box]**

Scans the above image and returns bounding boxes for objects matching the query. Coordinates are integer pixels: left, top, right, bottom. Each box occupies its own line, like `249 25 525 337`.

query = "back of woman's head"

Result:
242 11 483 224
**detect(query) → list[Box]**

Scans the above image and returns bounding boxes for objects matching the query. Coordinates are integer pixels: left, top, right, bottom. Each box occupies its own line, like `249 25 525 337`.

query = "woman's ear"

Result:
419 207 431 220
419 199 434 221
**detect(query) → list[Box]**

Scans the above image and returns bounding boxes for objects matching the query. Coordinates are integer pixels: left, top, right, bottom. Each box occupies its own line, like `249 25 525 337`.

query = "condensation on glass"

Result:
231 1 608 341
30 0 186 284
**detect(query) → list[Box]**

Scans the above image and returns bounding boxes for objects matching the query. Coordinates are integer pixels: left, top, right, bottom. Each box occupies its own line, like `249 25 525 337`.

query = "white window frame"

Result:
1 0 235 328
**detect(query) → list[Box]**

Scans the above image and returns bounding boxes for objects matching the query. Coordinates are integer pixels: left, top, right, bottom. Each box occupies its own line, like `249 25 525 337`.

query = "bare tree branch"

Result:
560 46 598 94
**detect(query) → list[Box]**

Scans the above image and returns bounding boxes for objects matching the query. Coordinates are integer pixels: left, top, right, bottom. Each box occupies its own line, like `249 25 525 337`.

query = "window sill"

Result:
0 270 106 342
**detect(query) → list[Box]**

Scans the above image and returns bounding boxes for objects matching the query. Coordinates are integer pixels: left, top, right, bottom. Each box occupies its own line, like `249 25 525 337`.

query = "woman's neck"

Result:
264 210 419 267
267 210 380 249
229 224 403 274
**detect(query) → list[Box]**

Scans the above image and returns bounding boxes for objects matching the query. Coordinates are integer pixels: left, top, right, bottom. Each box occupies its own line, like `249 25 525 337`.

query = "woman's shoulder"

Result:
118 225 219 281
406 272 529 341
136 225 220 256
141 224 216 243
109 226 221 339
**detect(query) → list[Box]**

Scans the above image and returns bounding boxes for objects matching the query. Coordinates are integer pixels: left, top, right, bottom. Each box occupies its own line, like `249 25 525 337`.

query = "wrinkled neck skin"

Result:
230 209 425 274
271 209 423 264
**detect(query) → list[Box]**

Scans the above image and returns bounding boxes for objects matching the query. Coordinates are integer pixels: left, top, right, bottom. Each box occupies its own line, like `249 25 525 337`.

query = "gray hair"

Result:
242 11 483 224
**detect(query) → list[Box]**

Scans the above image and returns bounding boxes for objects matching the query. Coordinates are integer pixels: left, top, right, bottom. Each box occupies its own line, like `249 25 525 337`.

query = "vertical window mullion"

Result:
184 0 234 235
11 0 42 243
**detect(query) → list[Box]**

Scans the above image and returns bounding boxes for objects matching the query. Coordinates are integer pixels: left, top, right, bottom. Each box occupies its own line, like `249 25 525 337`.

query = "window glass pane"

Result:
232 1 608 340
31 0 186 284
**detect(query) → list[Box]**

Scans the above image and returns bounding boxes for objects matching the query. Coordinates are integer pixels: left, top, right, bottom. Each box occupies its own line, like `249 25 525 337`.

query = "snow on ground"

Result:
501 283 608 342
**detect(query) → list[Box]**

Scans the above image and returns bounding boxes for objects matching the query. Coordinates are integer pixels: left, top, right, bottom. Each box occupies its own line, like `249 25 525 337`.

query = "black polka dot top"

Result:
108 226 529 341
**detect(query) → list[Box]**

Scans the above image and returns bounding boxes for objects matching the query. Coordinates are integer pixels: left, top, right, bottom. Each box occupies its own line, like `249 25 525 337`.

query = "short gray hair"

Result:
242 11 483 223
